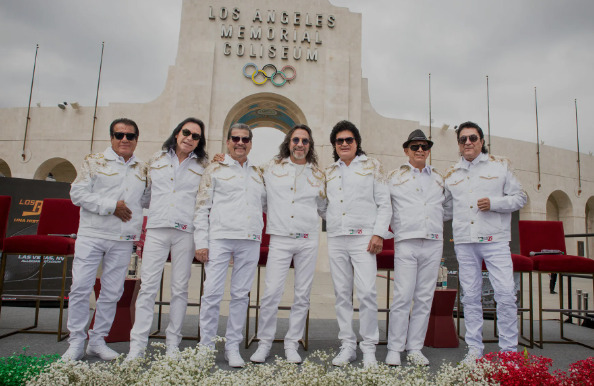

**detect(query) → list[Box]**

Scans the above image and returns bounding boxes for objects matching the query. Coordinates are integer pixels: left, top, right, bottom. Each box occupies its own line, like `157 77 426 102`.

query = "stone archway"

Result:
34 158 77 183
0 159 11 177
546 190 573 220
222 92 307 147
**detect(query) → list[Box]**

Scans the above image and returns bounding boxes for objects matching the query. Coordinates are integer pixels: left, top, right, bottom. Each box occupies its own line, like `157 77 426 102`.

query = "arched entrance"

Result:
222 93 308 165
34 158 77 183
546 190 573 226
0 159 11 177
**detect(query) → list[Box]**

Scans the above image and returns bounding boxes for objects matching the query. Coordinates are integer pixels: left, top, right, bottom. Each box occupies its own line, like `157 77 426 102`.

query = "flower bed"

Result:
5 343 592 385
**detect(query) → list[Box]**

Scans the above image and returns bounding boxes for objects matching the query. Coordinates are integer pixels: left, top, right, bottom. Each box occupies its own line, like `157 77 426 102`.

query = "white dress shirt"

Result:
262 157 326 237
444 152 527 244
389 162 445 242
193 154 266 249
325 155 392 238
70 147 149 241
146 149 206 233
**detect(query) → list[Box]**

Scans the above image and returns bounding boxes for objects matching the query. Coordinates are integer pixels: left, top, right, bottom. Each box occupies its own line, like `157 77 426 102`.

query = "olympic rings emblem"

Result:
242 63 296 87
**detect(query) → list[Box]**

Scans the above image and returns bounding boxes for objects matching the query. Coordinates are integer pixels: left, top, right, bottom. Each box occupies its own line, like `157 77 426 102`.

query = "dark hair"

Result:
276 124 318 166
162 117 207 161
330 120 366 162
110 118 139 137
456 121 488 154
227 123 253 140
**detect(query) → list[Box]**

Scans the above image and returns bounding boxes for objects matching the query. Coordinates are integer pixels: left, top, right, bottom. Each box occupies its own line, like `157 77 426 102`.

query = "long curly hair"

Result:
275 124 318 166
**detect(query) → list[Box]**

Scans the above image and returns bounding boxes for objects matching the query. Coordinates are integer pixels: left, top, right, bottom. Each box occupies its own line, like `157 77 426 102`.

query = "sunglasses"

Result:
113 132 137 141
335 137 355 145
231 136 251 144
291 137 310 145
458 134 480 144
181 128 201 141
409 144 431 151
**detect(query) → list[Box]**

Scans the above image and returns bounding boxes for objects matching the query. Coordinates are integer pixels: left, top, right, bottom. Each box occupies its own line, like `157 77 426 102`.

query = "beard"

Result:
291 148 307 160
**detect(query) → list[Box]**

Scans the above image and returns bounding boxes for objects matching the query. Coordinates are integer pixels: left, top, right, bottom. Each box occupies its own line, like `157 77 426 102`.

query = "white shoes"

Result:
225 349 246 368
332 346 356 366
385 350 401 366
86 343 119 361
461 348 483 366
62 345 85 361
407 350 429 366
285 348 302 364
250 345 270 363
362 352 377 368
124 346 146 363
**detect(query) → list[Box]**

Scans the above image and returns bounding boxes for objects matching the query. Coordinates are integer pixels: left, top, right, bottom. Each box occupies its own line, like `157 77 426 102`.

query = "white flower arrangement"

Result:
27 342 497 386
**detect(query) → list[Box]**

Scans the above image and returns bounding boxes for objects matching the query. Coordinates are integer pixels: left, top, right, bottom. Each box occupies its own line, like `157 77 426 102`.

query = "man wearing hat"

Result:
385 129 446 366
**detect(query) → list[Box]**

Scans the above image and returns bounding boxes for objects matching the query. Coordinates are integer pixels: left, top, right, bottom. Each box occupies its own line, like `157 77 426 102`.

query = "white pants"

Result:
67 236 133 347
328 235 379 353
456 242 517 352
129 228 195 349
199 239 260 351
388 238 442 352
257 235 319 350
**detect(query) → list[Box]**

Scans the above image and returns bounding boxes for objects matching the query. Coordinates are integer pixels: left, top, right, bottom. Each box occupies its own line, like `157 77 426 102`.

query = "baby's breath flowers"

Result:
23 342 594 386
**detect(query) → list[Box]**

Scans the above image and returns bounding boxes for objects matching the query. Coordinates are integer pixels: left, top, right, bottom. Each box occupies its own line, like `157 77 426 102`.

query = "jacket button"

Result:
342 213 346 216
340 200 343 203
291 216 294 218
471 221 474 224
470 205 473 208
292 200 295 204
290 187 293 190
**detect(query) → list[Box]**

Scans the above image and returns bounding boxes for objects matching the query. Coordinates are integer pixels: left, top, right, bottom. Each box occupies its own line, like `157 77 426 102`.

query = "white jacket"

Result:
145 150 207 233
262 158 326 238
193 155 266 249
70 147 149 241
444 152 527 244
325 155 392 238
389 163 445 242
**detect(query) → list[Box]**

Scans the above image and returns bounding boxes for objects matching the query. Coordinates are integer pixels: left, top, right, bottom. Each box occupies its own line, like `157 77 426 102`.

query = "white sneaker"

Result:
166 345 180 359
362 352 377 368
385 350 401 366
62 345 84 361
250 345 270 363
86 343 119 361
460 348 483 366
285 348 302 364
407 350 429 366
332 346 356 366
124 346 145 363
225 350 246 368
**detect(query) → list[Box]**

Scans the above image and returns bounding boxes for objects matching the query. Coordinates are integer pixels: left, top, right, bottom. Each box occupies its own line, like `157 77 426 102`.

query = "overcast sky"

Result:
1 0 593 155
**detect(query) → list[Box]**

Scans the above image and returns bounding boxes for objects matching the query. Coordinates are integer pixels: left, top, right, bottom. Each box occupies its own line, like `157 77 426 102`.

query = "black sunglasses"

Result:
458 134 479 144
113 132 137 141
181 128 201 141
231 136 251 144
409 144 431 151
291 137 310 145
335 137 355 145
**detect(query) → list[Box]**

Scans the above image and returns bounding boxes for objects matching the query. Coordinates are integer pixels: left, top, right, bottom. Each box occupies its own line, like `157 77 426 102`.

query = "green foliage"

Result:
0 347 59 386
